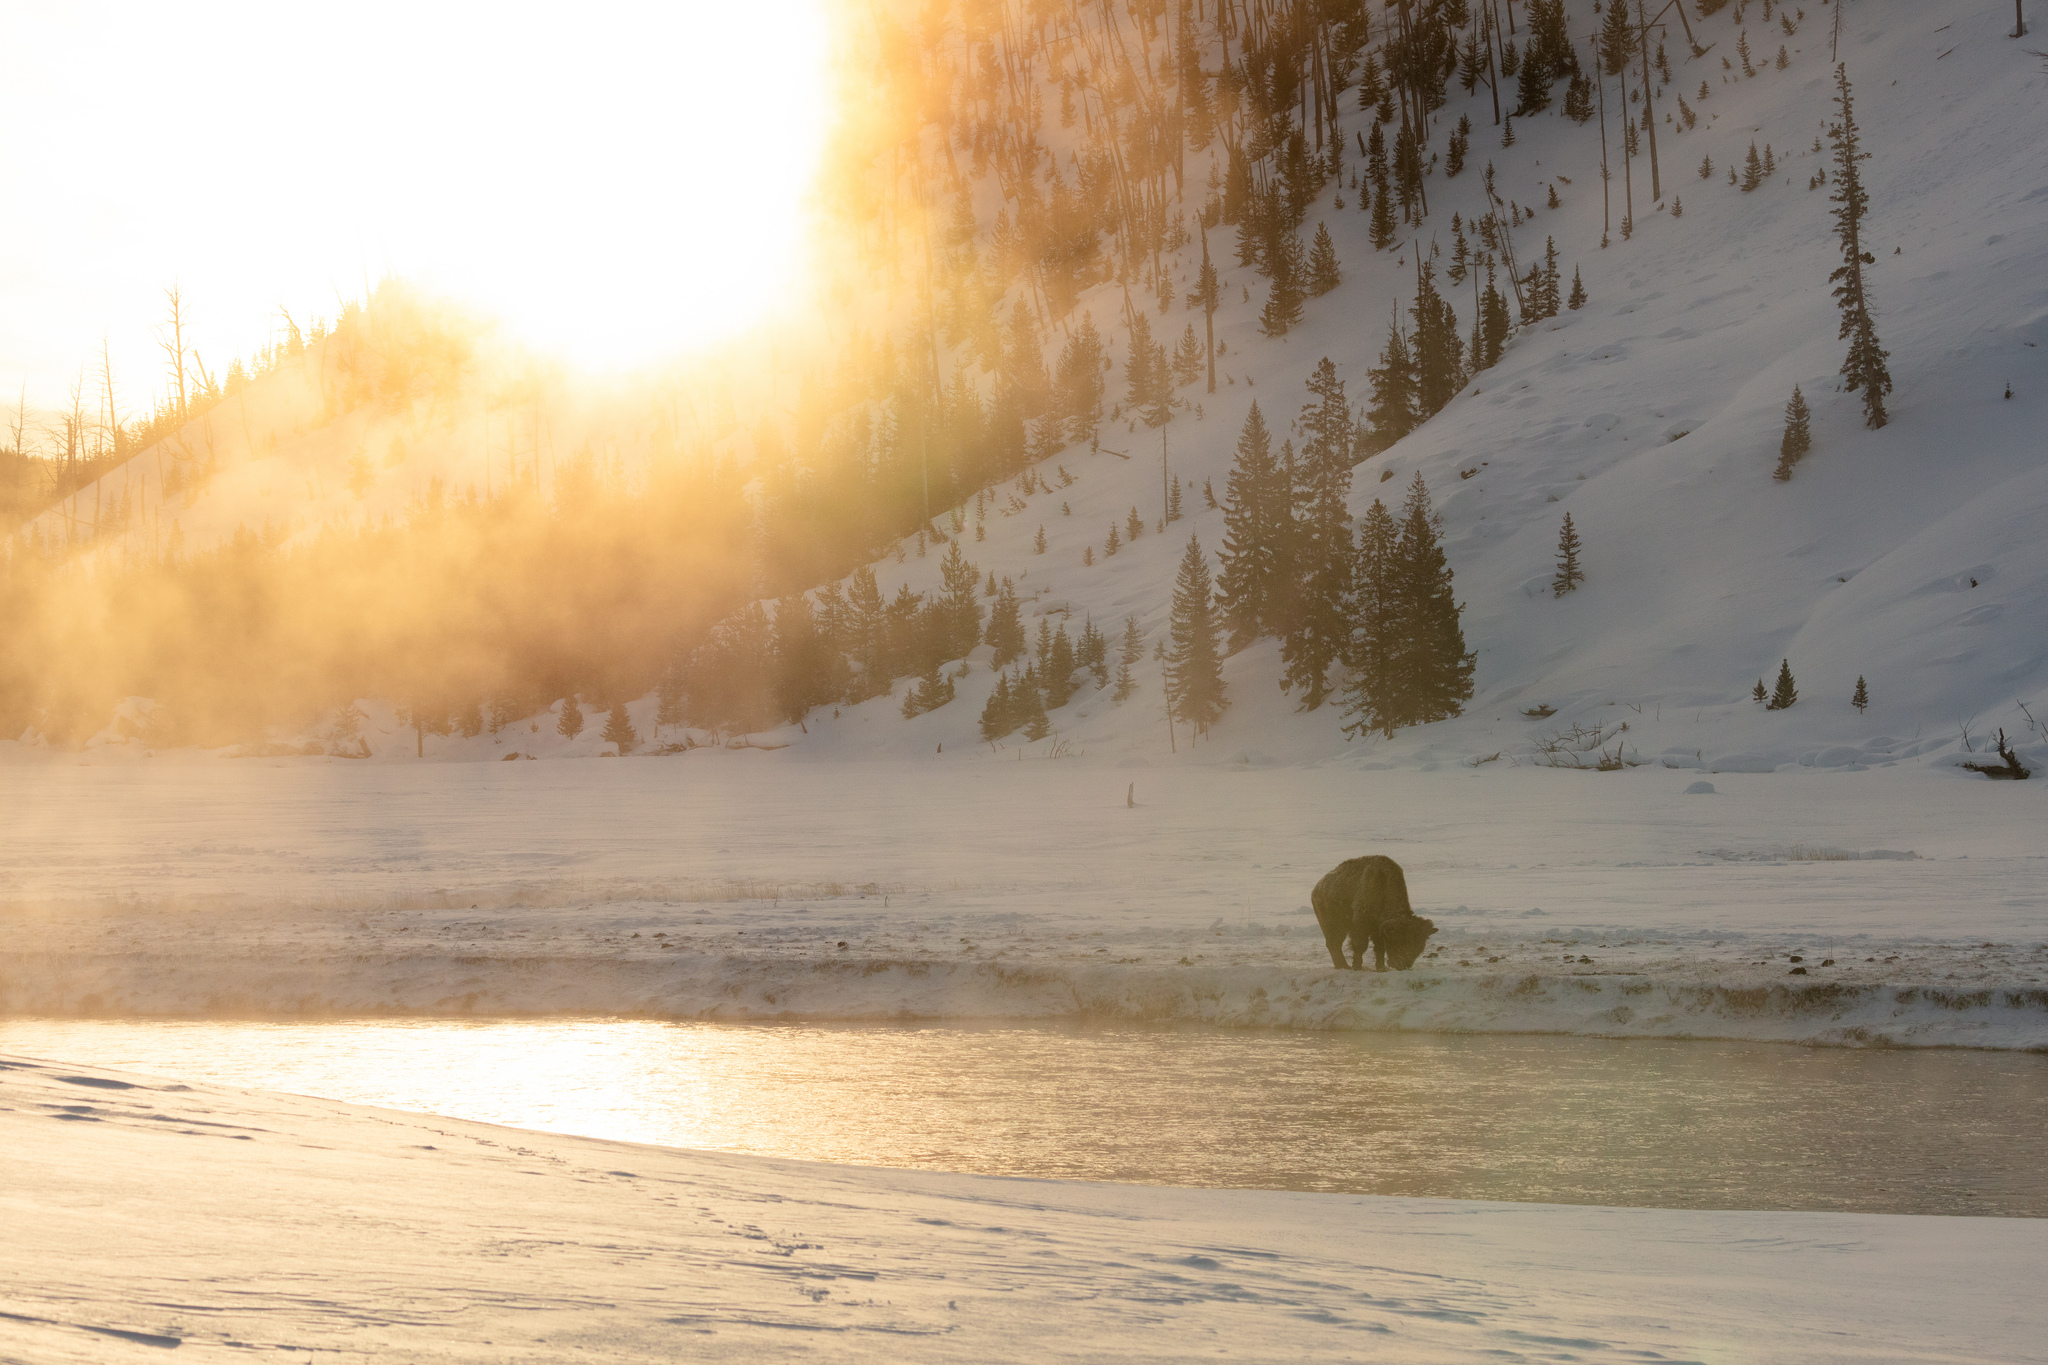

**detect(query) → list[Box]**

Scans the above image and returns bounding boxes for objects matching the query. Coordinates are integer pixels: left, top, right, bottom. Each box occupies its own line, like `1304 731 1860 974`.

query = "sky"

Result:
0 0 830 425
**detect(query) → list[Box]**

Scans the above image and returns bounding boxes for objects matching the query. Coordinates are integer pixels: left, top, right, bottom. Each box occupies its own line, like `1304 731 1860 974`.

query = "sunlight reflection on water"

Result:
5 1018 2043 1216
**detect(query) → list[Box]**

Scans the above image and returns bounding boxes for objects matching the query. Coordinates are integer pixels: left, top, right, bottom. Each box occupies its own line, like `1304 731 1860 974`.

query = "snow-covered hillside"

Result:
11 0 2047 774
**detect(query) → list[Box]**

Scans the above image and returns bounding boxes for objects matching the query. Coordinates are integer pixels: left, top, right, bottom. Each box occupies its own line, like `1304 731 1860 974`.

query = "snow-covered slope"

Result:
13 0 2047 773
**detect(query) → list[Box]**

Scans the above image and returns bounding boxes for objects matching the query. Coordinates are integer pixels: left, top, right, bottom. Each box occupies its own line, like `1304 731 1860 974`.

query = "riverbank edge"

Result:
7 951 2046 1050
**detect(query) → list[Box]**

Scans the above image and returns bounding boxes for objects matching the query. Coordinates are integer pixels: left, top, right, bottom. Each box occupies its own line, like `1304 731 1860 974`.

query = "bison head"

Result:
1382 914 1438 971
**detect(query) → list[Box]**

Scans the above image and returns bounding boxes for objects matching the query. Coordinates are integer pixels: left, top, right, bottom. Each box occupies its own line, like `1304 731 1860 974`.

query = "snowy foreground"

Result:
5 756 2044 1048
4 1051 2042 1364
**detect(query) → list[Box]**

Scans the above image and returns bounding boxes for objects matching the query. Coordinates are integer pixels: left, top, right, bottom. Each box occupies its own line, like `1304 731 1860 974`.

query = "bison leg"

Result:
1373 940 1389 972
1322 930 1348 970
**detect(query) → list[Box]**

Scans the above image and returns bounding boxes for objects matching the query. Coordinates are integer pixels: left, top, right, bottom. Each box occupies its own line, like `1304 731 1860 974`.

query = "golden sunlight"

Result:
0 0 831 391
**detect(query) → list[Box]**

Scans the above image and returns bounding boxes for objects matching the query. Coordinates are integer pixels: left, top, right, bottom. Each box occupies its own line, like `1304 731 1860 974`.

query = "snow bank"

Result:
6 1053 2045 1363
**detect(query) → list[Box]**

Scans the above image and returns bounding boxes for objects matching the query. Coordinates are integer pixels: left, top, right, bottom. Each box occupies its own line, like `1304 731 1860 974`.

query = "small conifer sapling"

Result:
557 696 585 740
1552 512 1585 596
1773 386 1812 481
1768 659 1798 710
1753 678 1768 704
1851 675 1870 713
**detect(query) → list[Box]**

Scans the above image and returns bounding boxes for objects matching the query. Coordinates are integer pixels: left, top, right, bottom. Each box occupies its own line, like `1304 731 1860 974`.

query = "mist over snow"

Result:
11 1 2046 780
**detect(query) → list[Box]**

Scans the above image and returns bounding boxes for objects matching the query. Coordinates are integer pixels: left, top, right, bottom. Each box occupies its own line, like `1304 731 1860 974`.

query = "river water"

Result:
5 1019 2043 1216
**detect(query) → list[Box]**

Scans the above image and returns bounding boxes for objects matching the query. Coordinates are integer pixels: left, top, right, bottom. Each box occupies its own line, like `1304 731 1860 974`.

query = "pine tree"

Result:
1367 123 1398 249
602 700 638 754
1281 359 1357 709
1113 615 1142 702
1515 33 1554 114
1188 229 1221 393
1700 153 1714 179
1447 115 1471 177
979 673 1016 740
1742 141 1765 191
773 593 843 725
1411 259 1467 418
1125 310 1173 425
1172 323 1205 385
937 539 982 658
1127 505 1145 541
1448 216 1471 284
1538 237 1563 318
986 578 1025 667
1600 0 1636 76
1851 675 1870 713
1017 668 1050 739
1217 402 1291 650
1055 313 1108 442
1828 64 1893 428
1259 231 1307 336
1551 513 1585 595
1768 658 1798 710
1773 386 1812 481
1105 521 1121 556
1166 535 1229 737
1476 258 1513 371
1307 222 1342 296
1393 117 1425 221
1365 310 1420 449
557 695 585 740
1753 677 1768 704
1168 474 1184 523
1567 265 1587 310
1339 497 1401 738
1078 614 1109 685
1034 524 1047 554
1392 473 1476 724
1044 624 1077 709
902 660 956 718
844 565 887 699
1565 73 1595 122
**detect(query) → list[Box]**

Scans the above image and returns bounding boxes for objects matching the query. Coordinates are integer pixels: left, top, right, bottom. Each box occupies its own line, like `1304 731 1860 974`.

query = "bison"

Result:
1311 855 1437 971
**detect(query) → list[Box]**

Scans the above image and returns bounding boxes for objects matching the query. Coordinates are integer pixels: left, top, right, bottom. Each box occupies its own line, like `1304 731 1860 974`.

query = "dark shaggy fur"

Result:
1311 855 1438 971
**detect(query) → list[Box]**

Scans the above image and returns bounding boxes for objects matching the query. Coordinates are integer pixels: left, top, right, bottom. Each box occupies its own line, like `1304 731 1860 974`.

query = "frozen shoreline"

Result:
5 1051 2044 1363
9 946 2048 1050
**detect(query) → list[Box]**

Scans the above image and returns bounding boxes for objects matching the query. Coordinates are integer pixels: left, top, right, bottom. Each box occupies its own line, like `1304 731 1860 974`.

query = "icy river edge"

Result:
9 943 2048 1050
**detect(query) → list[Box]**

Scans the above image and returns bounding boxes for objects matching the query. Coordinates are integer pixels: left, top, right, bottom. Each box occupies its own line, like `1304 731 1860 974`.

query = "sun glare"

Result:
0 1 832 396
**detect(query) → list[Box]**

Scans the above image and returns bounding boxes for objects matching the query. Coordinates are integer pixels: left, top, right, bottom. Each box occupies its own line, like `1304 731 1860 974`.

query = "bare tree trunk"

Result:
1637 0 1662 202
161 286 189 419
